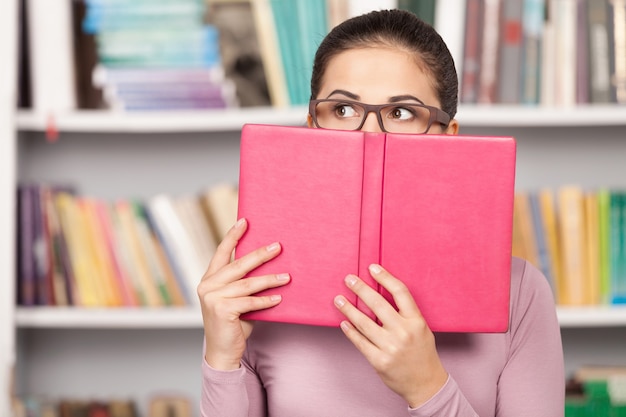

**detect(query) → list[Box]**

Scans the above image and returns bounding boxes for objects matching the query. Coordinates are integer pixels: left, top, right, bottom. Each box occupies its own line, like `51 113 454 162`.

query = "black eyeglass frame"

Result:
308 98 452 134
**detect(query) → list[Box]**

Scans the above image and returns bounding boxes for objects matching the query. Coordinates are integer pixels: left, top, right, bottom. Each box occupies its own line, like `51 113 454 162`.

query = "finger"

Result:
343 273 400 327
222 273 291 299
369 264 422 319
335 276 385 337
338 319 381 361
205 218 248 276
223 293 284 316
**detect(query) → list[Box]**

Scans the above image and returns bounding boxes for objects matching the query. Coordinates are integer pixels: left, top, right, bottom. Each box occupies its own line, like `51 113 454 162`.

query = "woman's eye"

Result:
334 104 358 118
389 107 415 120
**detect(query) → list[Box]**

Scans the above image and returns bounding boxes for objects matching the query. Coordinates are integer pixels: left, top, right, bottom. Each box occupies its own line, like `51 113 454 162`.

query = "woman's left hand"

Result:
334 264 449 409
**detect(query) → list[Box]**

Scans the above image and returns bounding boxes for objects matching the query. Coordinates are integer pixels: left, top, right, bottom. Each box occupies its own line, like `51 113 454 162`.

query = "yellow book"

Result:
79 198 125 307
54 193 100 306
538 188 563 302
584 191 600 304
557 185 588 305
512 192 539 266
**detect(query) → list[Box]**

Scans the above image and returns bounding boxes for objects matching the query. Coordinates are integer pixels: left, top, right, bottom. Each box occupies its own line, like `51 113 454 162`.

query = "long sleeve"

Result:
408 258 564 416
495 259 565 416
200 257 565 417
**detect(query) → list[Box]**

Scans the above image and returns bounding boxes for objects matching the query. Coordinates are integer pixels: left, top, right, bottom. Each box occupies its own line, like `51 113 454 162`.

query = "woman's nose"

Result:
360 112 384 132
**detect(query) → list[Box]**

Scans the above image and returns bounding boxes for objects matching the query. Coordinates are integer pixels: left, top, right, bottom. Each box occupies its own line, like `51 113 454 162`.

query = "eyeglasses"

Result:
308 98 451 134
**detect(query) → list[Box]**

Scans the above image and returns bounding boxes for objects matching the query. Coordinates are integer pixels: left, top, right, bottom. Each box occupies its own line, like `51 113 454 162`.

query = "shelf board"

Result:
557 305 626 328
14 306 202 328
14 305 626 329
15 105 626 133
456 104 626 127
15 106 309 133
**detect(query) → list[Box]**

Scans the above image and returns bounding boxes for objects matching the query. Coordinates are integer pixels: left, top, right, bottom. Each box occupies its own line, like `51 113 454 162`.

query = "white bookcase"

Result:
3 0 626 415
5 105 626 416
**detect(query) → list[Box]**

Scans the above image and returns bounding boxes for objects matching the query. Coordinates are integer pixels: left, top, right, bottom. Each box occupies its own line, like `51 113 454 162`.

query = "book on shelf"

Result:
520 0 544 105
455 0 624 105
15 183 239 308
460 0 484 103
512 186 626 307
207 0 274 107
199 183 239 244
148 395 191 417
434 0 466 80
498 0 524 104
477 0 503 104
236 124 516 332
17 184 37 306
587 0 613 104
608 0 626 104
144 194 207 307
25 0 77 113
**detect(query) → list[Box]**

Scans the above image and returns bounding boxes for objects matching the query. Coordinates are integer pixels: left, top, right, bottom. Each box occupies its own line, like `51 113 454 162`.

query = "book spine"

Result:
608 0 626 103
520 0 544 104
587 0 613 103
17 185 36 306
477 0 503 103
576 0 590 104
460 0 484 103
498 0 524 104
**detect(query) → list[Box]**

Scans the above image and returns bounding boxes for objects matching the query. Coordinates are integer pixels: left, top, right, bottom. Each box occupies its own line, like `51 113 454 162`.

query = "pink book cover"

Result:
236 124 516 332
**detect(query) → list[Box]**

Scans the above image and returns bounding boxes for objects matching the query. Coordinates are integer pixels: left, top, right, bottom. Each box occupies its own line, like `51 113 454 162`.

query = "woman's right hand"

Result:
197 218 290 370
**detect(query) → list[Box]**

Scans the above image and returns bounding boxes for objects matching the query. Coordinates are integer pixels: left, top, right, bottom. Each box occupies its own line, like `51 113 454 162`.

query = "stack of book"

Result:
16 182 238 308
81 0 237 111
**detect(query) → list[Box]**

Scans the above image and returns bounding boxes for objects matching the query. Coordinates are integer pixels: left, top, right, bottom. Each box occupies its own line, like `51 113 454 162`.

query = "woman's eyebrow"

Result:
388 94 424 103
325 89 360 100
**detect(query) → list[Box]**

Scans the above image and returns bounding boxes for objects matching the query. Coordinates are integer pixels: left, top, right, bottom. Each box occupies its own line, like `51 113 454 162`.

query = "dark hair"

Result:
310 9 458 119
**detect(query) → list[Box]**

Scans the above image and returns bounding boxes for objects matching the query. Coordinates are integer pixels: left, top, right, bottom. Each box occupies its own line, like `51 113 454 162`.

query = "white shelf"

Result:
557 306 626 328
456 104 626 127
14 306 202 328
15 106 309 133
15 104 626 133
13 306 626 329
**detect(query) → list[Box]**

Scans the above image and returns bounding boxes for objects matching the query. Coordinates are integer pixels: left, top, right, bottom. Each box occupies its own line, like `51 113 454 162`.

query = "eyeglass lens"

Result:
313 100 434 133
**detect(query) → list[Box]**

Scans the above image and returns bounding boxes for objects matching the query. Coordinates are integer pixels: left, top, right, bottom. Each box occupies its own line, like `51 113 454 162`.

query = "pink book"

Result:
236 124 516 332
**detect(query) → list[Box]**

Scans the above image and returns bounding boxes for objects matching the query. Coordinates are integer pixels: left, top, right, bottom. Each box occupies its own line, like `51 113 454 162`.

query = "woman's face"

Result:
309 46 458 134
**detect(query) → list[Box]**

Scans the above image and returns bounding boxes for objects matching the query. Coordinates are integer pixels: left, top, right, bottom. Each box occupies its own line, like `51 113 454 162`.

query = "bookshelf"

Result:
4 1 626 416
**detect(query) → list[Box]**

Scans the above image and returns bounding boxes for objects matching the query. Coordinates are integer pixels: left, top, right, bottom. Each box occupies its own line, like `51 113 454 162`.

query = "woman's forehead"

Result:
318 47 439 106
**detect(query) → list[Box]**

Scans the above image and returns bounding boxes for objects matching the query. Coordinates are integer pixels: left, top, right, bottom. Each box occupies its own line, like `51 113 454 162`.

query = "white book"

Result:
347 0 398 18
26 0 76 113
435 0 467 89
145 194 206 306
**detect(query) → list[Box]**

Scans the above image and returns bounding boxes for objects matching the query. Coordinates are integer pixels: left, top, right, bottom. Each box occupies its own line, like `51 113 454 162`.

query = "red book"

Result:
236 124 516 332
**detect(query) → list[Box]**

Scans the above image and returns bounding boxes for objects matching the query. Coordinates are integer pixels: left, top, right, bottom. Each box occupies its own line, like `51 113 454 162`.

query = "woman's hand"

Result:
334 264 448 408
197 218 290 371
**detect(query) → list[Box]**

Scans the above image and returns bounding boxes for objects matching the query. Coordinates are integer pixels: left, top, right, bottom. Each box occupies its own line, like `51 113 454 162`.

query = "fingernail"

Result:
334 295 345 307
369 264 382 274
345 275 357 287
276 273 290 281
270 294 282 302
340 321 350 332
266 242 280 252
234 218 246 228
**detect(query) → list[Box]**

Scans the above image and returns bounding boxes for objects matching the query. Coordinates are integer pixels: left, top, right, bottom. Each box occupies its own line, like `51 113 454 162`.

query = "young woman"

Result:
198 9 564 416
